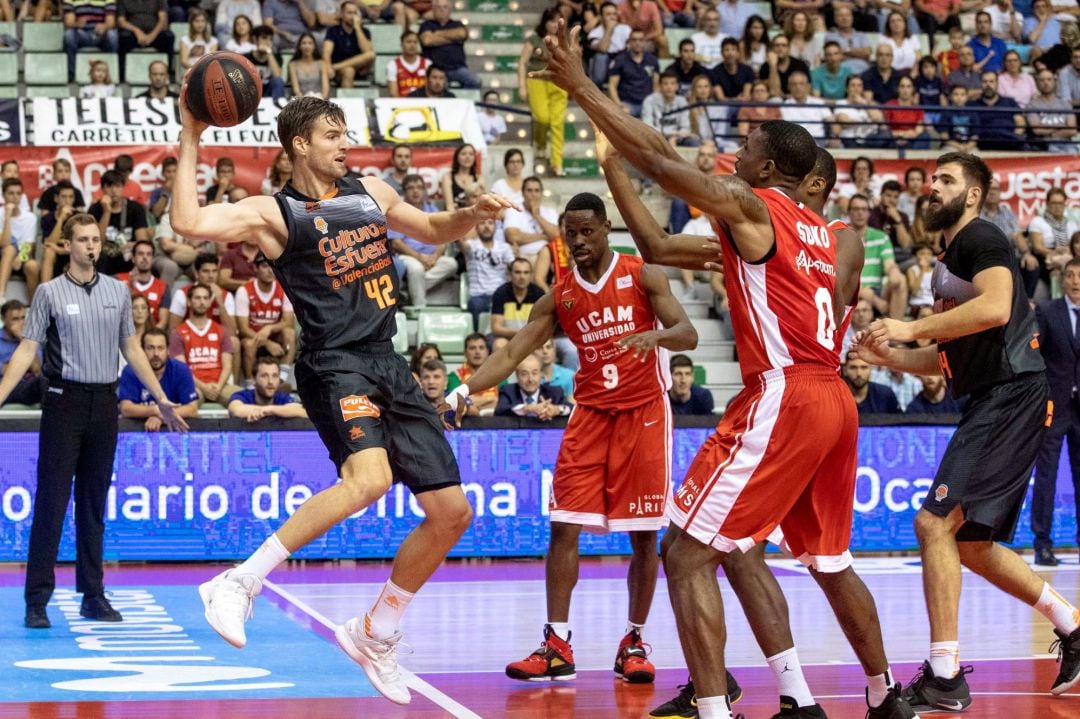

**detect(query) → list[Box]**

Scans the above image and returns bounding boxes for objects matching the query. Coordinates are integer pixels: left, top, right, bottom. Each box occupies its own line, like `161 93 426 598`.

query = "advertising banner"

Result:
0 426 1073 561
371 98 488 150
0 98 23 145
29 98 371 147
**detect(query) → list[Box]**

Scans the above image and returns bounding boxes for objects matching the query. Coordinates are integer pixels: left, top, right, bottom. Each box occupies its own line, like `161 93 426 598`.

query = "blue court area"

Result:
0 585 379 702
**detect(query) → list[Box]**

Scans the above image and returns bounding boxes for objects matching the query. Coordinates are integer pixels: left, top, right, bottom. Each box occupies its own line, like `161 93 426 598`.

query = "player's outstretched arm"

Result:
834 226 864 326
599 137 722 271
851 332 940 376
538 20 770 257
369 178 517 247
618 264 698 359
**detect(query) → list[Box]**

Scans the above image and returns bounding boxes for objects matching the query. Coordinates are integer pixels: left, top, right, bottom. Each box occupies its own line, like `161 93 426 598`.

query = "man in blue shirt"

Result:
905 374 965 415
967 71 1025 150
968 11 1008 74
118 327 200 431
418 0 480 89
609 29 660 118
228 356 308 422
323 1 375 88
668 354 714 415
0 300 46 406
535 338 575 401
845 356 901 414
389 174 458 307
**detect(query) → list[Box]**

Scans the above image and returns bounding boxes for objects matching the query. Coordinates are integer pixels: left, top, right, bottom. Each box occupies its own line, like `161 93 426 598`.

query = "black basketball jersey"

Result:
271 177 398 352
932 217 1045 397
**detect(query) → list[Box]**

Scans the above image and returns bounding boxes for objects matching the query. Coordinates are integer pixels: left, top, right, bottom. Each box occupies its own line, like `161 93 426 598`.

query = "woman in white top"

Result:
740 15 769 73
180 9 219 70
225 14 256 56
214 0 262 47
288 33 329 98
879 11 920 74
784 11 824 68
489 148 526 206
906 244 936 311
832 75 887 149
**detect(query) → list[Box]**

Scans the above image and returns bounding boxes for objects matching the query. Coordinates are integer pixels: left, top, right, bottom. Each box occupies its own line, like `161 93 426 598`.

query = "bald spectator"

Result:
1058 46 1080 113
228 357 308 421
419 0 480 88
825 5 871 74
118 328 200 431
495 354 572 419
860 44 900 104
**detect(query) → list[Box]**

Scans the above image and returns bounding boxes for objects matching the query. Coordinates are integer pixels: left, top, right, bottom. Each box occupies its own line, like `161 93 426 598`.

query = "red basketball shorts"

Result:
668 366 858 572
550 394 672 533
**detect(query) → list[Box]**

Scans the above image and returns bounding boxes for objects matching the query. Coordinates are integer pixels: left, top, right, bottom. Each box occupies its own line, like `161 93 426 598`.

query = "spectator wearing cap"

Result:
118 327 200 431
228 356 307 421
235 252 296 382
419 0 481 89
668 354 713 415
0 300 46 406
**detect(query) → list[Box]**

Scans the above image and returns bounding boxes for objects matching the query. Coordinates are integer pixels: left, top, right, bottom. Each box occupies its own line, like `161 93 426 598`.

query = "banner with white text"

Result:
0 99 23 145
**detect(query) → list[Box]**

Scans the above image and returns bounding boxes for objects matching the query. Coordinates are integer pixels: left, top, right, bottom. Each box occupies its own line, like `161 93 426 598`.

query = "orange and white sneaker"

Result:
614 629 655 683
506 624 576 682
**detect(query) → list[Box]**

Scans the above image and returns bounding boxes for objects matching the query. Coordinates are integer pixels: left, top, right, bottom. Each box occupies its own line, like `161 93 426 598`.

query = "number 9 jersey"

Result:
714 187 841 382
553 253 671 410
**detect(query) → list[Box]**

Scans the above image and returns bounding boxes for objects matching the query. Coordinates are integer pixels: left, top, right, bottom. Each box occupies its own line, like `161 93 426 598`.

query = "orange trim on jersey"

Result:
320 186 340 201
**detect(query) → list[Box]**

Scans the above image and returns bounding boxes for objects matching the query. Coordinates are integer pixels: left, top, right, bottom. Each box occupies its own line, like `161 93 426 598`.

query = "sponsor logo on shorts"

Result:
935 485 949 502
675 477 700 510
340 394 381 422
644 420 658 427
349 426 365 440
314 216 328 234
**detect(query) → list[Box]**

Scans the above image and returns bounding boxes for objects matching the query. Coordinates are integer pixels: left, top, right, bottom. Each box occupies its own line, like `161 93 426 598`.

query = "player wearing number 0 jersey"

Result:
443 192 697 687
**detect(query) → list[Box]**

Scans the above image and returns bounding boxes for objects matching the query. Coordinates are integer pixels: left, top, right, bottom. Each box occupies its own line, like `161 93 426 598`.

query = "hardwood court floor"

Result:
1 556 1079 717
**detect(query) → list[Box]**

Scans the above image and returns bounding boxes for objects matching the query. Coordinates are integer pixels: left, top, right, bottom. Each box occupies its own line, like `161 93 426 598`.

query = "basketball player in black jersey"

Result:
171 94 515 705
855 153 1080 711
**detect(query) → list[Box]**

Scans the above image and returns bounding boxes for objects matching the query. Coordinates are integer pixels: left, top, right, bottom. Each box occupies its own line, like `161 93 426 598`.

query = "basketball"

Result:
184 52 262 128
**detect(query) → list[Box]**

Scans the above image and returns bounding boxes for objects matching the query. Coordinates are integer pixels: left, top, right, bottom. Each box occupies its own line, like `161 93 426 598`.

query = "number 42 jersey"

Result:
713 187 841 383
553 253 671 411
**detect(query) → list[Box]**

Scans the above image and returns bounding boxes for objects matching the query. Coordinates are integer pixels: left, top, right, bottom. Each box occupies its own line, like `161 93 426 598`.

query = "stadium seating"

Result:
22 22 62 52
417 310 473 348
24 53 67 85
124 52 169 85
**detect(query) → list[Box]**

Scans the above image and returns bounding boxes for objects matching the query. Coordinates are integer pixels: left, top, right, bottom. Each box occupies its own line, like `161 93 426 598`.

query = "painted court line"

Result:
264 579 482 719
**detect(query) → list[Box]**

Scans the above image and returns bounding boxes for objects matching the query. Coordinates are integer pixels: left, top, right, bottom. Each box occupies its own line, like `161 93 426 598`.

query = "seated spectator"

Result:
998 50 1036 107
860 44 900 104
263 0 314 51
491 258 544 339
390 174 458 307
38 159 86 217
588 1 632 86
687 76 730 147
490 149 525 206
245 25 286 100
533 226 571 292
740 14 769 73
116 240 169 328
520 8 568 177
905 373 965 414
1026 0 1063 64
668 143 715 234
289 32 330 98
937 83 979 150
850 194 908 319
780 70 832 145
736 80 783 138
79 59 117 99
936 24 966 79
419 0 480 88
969 11 1007 73
967 70 1025 150
495 354 572 419
39 184 77 285
841 298 874 359
907 244 937 315
836 157 879 214
134 59 177 101
0 300 46 406
947 44 982 101
618 0 668 58
478 91 507 145
324 1 375 88
711 37 754 100
504 177 560 267
812 41 853 100
446 333 499 415
215 0 262 47
609 29 661 117
114 155 142 201
657 0 702 29
845 355 901 414
261 150 293 198
460 217 515 329
879 11 921 74
717 0 755 39
826 4 871 75
643 70 698 146
224 14 257 54
408 64 455 98
832 77 889 149
219 237 260 292
1030 188 1080 264
383 144 413 196
870 180 915 258
760 34 811 97
409 342 442 382
63 0 118 83
155 213 210 287
914 56 945 111
118 328 200 430
388 30 431 97
870 365 924 410
228 357 308 421
665 38 709 94
441 144 479 212
148 156 177 221
129 294 152 343
1027 69 1078 151
885 76 932 149
986 0 1023 43
1059 45 1080 112
691 7 725 69
785 10 824 69
0 178 40 300
914 0 963 51
170 283 240 407
535 338 574 400
116 0 174 82
897 166 927 221
168 255 238 335
418 358 449 410
235 253 297 381
206 158 249 205
668 353 713 415
180 8 218 70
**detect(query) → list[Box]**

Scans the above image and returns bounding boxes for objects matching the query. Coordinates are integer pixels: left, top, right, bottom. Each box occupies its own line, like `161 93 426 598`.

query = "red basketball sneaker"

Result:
506 625 576 682
614 629 655 683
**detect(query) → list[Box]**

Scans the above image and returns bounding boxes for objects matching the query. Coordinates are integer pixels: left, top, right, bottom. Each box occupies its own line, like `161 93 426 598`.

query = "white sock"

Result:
767 647 815 708
866 667 894 708
626 621 644 637
234 533 290 581
929 641 959 679
697 695 733 719
364 580 414 640
1035 581 1080 635
548 622 571 641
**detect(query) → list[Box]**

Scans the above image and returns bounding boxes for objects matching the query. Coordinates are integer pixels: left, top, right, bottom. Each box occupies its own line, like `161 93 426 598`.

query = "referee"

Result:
0 213 187 629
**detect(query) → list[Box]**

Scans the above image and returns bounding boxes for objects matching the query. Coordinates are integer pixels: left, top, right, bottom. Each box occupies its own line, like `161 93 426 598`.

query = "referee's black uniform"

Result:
22 271 134 626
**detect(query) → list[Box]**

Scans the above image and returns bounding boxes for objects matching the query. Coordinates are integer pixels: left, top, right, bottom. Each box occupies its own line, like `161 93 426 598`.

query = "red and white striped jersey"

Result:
388 56 431 97
553 253 670 410
235 279 293 331
713 187 840 383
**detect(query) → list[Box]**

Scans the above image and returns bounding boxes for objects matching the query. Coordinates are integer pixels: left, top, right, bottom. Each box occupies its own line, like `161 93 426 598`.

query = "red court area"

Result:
1 559 1078 718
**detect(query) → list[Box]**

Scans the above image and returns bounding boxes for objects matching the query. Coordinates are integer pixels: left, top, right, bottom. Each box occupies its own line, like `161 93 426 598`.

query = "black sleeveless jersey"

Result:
932 218 1045 397
271 177 398 352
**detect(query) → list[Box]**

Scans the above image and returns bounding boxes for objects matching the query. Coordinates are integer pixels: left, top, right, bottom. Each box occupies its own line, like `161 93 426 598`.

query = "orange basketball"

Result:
184 52 263 128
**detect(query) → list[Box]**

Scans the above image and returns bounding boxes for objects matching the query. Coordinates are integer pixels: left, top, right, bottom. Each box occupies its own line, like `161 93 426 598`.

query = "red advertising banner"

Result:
3 145 457 206
715 153 1080 227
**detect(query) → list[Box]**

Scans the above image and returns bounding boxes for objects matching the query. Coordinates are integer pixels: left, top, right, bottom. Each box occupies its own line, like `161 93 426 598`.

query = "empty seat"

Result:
0 53 15 86
24 53 68 85
336 86 381 99
393 311 409 354
417 310 472 349
23 22 63 52
124 51 168 85
369 24 401 55
25 85 71 98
